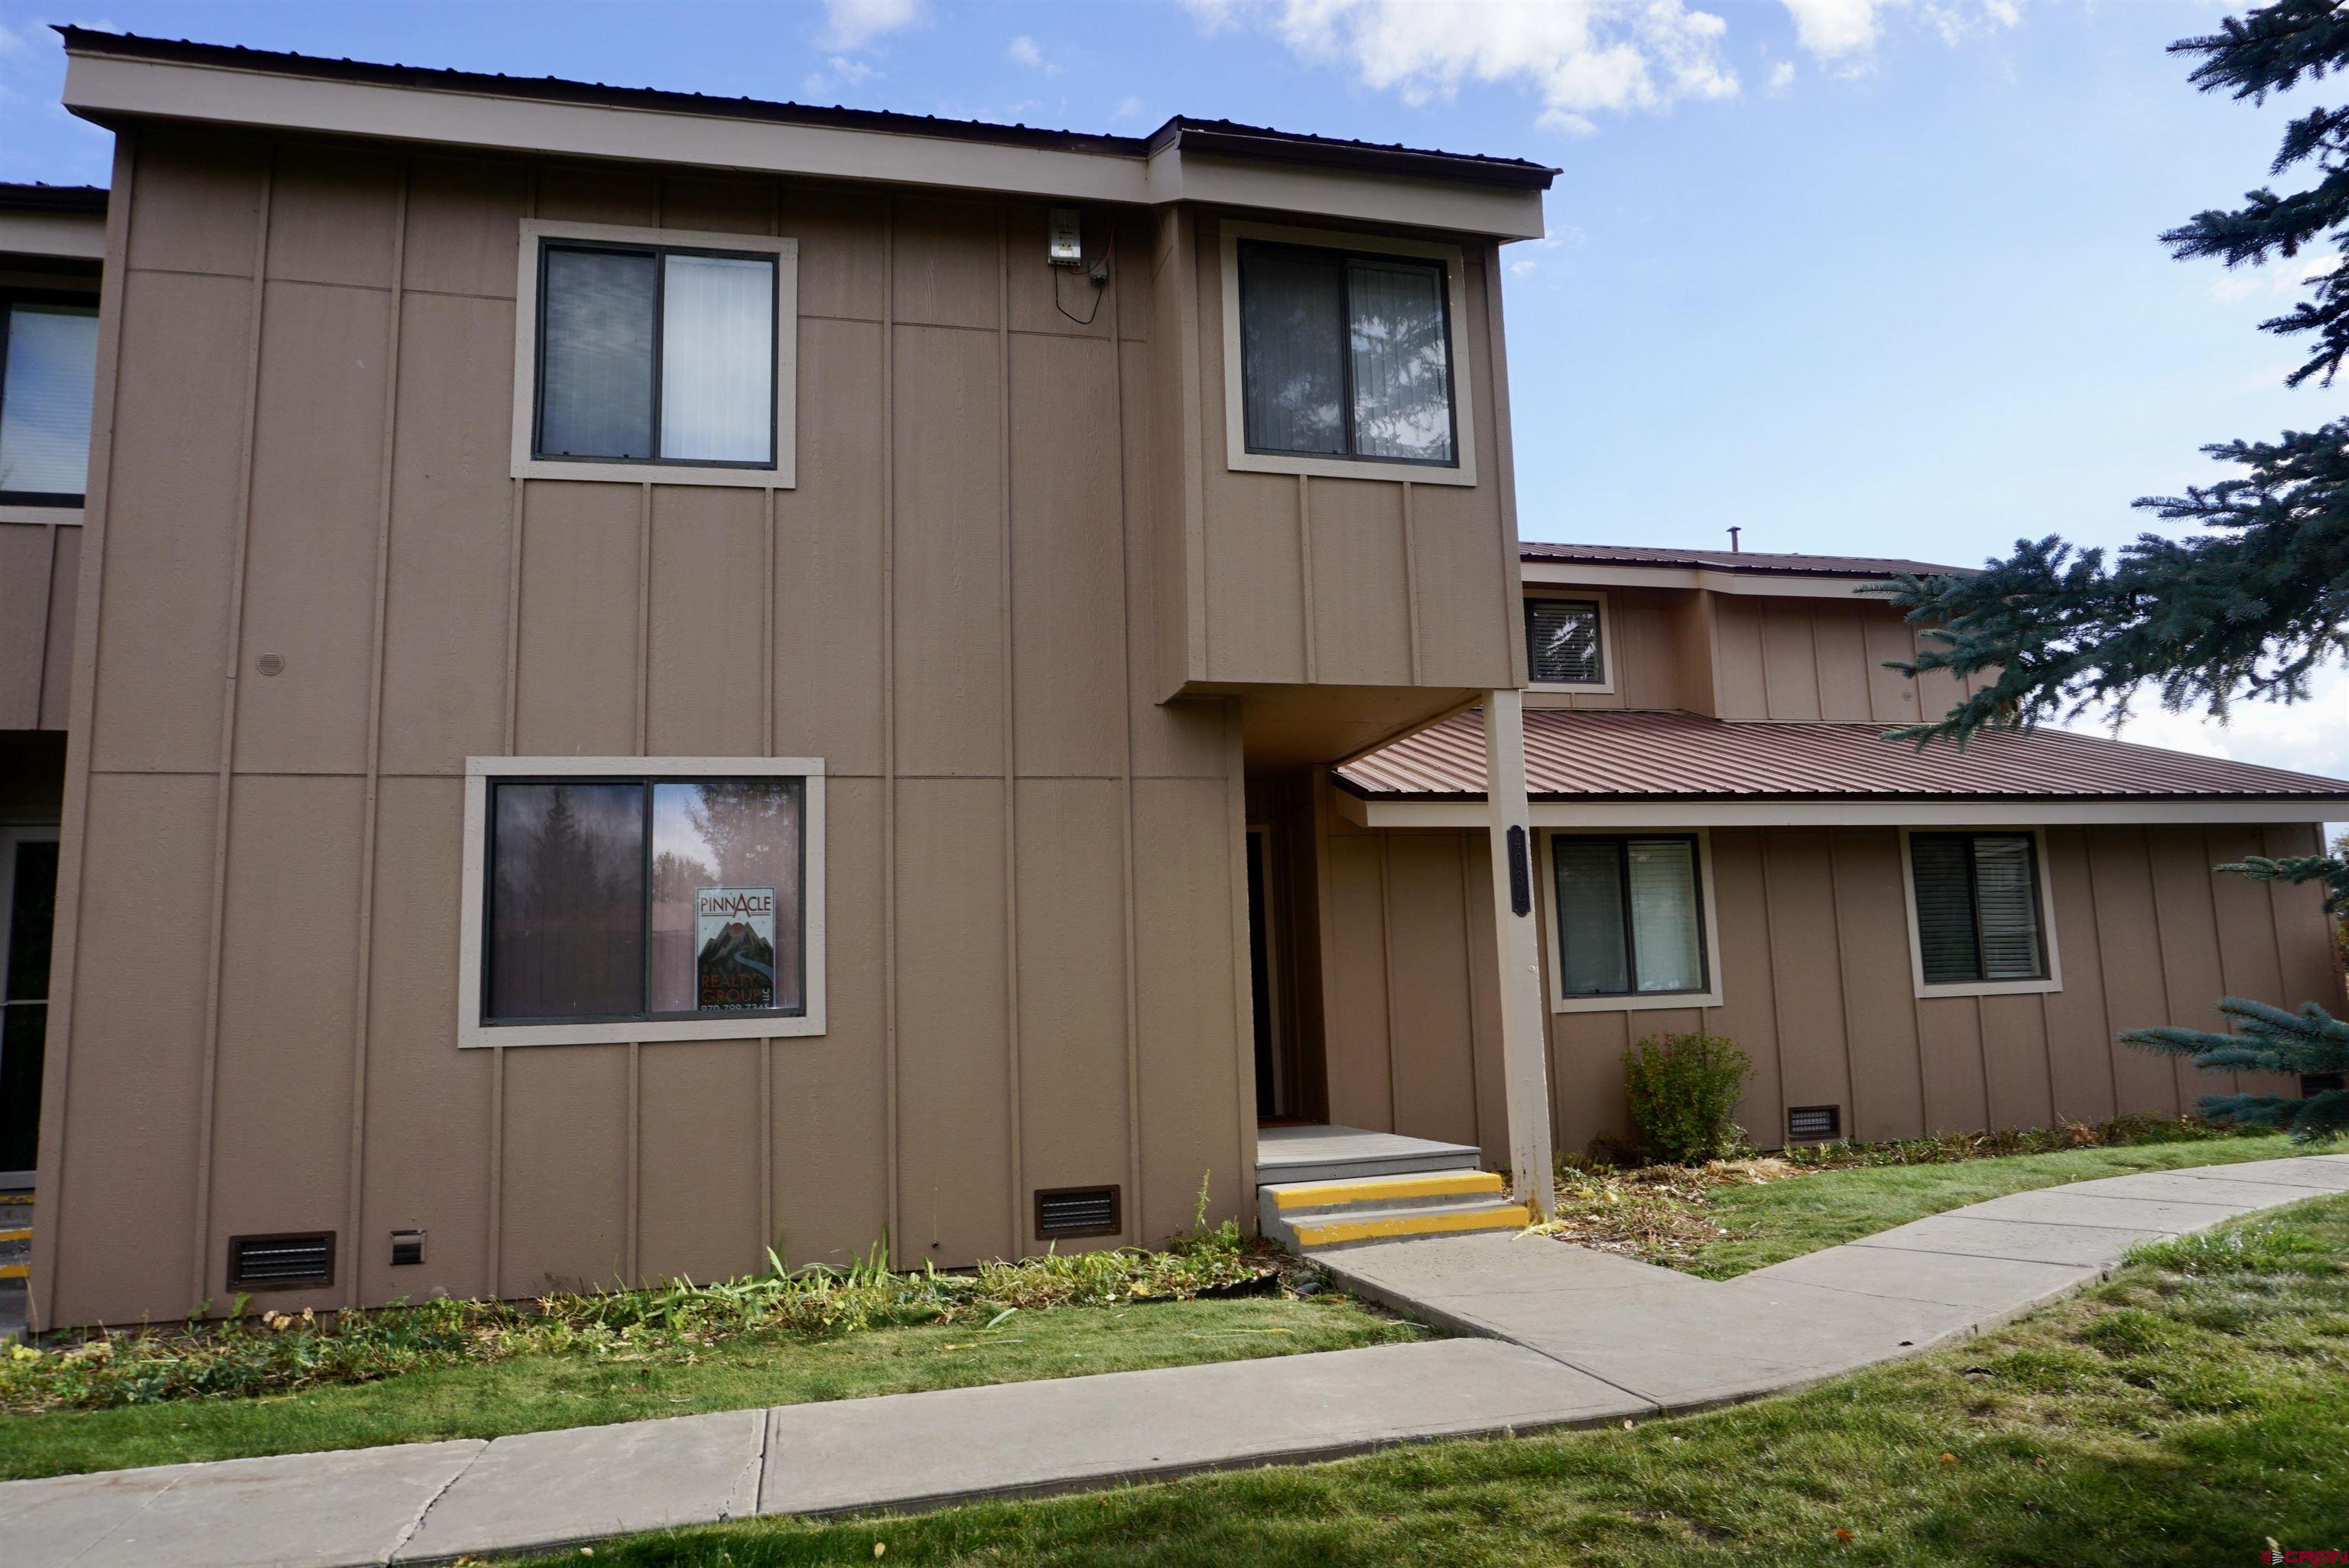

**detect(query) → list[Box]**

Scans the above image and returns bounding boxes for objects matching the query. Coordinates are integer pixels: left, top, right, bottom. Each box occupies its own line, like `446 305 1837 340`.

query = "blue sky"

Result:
1 0 2341 791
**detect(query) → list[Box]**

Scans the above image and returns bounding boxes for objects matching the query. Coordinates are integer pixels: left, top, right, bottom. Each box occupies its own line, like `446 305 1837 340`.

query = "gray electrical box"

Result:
1047 208 1084 267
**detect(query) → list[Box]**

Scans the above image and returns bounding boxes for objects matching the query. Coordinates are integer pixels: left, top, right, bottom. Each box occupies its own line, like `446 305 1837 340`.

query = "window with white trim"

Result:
512 222 798 487
1908 832 2048 985
1525 596 1604 687
462 760 825 1047
1552 834 1708 998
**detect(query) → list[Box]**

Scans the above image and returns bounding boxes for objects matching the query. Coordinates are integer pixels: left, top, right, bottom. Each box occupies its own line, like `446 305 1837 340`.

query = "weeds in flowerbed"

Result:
2 1183 1296 1415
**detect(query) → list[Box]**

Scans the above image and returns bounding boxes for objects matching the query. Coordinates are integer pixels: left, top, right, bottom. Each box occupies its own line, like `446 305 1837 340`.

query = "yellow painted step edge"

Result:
1270 1170 1503 1211
0 1263 26 1281
0 1229 30 1245
1291 1204 1530 1248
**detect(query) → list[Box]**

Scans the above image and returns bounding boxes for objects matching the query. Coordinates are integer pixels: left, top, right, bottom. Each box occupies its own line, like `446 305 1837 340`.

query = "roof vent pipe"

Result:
1727 527 1742 554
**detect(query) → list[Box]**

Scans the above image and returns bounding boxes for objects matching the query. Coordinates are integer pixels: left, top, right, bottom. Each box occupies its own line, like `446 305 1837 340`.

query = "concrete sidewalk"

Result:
5 1152 2346 1567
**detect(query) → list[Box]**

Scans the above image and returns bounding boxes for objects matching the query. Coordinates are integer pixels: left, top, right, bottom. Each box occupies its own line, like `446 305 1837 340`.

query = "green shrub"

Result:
1622 1031 1750 1164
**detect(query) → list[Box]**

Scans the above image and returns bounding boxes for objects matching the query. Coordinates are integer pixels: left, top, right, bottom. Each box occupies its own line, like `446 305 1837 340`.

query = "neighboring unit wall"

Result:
36 126 1254 1329
0 518 78 730
1317 803 2340 1161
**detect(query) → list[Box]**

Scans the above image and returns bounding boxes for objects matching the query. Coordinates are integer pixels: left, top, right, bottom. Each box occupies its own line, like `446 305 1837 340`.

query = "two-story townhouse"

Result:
12 30 2347 1330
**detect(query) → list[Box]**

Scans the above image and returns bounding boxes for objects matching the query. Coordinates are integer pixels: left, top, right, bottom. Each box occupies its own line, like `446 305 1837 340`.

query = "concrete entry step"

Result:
1260 1168 1528 1252
1256 1124 1483 1187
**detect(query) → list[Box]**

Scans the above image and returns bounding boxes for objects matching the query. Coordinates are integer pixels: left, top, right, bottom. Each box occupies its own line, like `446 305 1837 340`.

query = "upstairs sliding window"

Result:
0 294 99 505
1237 240 1457 467
533 241 777 468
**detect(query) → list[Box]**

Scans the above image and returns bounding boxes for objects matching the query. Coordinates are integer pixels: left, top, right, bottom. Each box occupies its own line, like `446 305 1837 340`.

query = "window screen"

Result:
534 242 776 467
1526 599 1603 685
1909 833 2048 985
0 300 99 501
1238 241 1455 466
1552 835 1707 998
485 776 805 1024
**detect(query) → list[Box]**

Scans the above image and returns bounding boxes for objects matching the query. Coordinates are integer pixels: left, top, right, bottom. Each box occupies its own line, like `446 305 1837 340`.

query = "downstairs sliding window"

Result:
1551 835 1708 999
462 762 825 1047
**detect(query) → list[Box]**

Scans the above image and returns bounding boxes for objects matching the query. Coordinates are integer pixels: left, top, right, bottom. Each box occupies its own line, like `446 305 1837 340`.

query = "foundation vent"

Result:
2304 1073 2345 1099
229 1232 336 1293
1787 1105 1842 1144
1034 1185 1121 1241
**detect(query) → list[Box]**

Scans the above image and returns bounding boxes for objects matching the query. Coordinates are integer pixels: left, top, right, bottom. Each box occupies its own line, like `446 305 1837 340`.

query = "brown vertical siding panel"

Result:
266 143 403 287
1704 829 1785 1141
2146 826 2234 1109
206 776 365 1305
1762 830 1854 1127
2267 823 2347 1011
233 281 389 774
636 1041 763 1283
1009 333 1124 777
894 778 1012 1264
1829 829 1928 1141
499 1045 630 1292
47 773 215 1326
1910 624 1970 728
1132 773 1245 1242
772 316 885 776
783 187 887 322
1200 473 1309 683
892 323 1004 776
1760 604 1823 721
377 292 519 775
1810 602 1871 721
1306 477 1413 688
0 525 49 729
1862 606 1924 726
2039 828 2120 1124
657 175 772 235
87 270 252 772
40 526 80 728
1609 591 1675 711
1978 992 2055 1131
772 777 889 1269
512 481 642 756
2089 828 2181 1116
1672 591 1720 717
1915 998 1990 1131
1321 833 1395 1131
357 776 492 1307
399 157 527 299
1549 1011 1631 1157
2208 826 2289 1029
1382 833 1480 1148
1408 481 1512 690
1711 596 1769 719
890 197 1002 330
125 132 266 275
646 486 766 756
1014 778 1131 1245
534 163 659 226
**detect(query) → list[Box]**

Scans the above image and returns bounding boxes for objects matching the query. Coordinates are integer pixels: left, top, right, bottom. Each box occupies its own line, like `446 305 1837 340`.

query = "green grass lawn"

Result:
0 1294 1422 1482
1689 1133 2302 1278
502 1190 2349 1568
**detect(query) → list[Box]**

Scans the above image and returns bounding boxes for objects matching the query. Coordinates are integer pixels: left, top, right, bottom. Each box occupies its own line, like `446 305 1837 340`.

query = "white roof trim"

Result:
1338 792 2349 830
0 209 104 261
62 52 1547 238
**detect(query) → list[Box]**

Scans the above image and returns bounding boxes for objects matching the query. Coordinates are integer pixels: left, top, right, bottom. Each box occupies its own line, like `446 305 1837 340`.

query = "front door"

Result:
0 826 58 1189
1246 826 1302 1122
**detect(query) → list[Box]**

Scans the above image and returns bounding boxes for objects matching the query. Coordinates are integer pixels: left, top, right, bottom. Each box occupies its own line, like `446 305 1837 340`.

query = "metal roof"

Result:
0 183 107 214
54 29 1557 191
1337 707 2349 803
1520 541 1969 579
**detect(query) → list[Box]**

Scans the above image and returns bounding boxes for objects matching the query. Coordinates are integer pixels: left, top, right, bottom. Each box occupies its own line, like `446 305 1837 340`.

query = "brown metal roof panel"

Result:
1520 541 1970 579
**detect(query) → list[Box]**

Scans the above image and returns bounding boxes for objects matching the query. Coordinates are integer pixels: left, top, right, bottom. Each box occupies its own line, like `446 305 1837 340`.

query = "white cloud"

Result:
1113 94 1147 121
1780 0 2016 68
1782 0 1881 60
1006 34 1061 75
817 0 923 52
799 54 881 100
1199 0 1739 134
2062 661 2349 800
1769 59 1797 93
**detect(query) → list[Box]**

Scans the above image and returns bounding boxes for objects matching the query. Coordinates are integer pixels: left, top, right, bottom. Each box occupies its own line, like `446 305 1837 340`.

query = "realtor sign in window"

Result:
695 886 777 1011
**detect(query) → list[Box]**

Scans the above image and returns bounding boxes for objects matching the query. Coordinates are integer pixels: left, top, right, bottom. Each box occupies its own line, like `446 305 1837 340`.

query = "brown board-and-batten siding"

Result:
1316 797 2341 1161
34 126 1252 1329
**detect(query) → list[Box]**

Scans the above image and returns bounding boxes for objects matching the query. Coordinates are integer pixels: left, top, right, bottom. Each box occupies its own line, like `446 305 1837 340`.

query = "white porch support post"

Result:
1482 689 1555 1220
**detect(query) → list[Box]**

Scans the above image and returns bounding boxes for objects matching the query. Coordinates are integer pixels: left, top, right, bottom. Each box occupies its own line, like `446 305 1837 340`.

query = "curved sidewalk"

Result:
6 1153 2346 1568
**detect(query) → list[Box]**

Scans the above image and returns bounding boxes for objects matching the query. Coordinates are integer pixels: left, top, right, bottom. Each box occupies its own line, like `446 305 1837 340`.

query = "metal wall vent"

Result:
1034 1185 1121 1240
1787 1105 1842 1143
229 1231 336 1293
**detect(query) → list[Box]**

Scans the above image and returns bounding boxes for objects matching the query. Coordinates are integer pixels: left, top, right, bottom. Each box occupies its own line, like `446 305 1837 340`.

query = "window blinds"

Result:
1626 839 1704 992
0 303 99 496
1910 833 2045 985
1553 838 1631 995
1525 599 1603 685
538 248 658 460
659 253 774 463
1239 245 1347 456
1346 258 1454 463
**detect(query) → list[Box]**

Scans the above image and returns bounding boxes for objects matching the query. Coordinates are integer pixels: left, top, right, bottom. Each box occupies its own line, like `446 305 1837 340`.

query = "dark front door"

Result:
0 831 57 1187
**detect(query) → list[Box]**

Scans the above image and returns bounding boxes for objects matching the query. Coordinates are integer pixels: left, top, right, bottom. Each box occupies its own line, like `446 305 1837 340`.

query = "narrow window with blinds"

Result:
534 241 776 468
1551 834 1707 998
1237 240 1457 467
1909 832 2048 985
0 296 99 503
1525 598 1603 686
